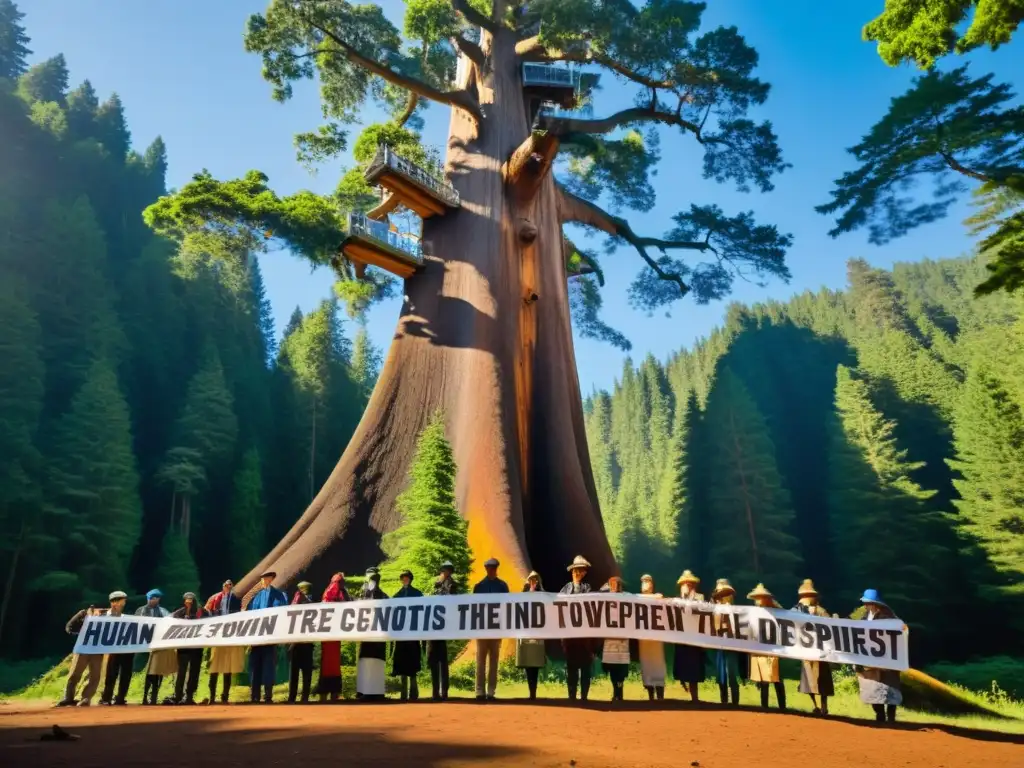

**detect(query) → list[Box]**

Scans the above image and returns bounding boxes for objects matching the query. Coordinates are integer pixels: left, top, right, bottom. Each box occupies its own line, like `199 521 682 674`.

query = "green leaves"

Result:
562 129 658 212
294 122 349 169
568 273 631 351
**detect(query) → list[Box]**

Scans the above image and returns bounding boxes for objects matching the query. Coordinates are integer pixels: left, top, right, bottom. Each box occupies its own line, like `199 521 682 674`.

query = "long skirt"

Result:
146 649 178 677
209 646 246 675
673 644 705 683
317 641 342 695
357 657 386 696
638 640 666 687
391 640 422 676
799 660 834 696
857 668 902 706
749 655 780 683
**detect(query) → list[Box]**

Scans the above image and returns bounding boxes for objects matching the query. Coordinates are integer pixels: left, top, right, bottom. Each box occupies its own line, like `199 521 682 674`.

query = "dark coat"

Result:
357 584 388 660
391 584 424 675
473 577 509 594
66 608 89 635
171 605 206 619
427 577 459 662
559 581 596 666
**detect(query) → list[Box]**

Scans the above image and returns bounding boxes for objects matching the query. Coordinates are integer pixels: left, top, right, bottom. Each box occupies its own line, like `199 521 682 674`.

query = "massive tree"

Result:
145 0 790 592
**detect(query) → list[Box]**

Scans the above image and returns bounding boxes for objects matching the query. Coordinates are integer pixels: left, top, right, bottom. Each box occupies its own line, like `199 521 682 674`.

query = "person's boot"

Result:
759 684 769 709
221 679 231 705
719 683 728 704
646 686 654 700
410 678 419 702
263 685 274 704
656 686 664 700
820 696 829 716
776 683 787 711
873 704 885 722
886 705 897 723
729 682 739 706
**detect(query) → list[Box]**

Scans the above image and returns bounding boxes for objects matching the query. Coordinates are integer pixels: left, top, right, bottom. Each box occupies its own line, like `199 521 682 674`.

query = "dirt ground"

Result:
1 699 1021 768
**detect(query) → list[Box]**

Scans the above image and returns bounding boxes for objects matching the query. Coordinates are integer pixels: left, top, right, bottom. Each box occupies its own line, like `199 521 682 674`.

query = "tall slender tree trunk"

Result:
309 395 317 503
240 28 615 593
0 521 26 647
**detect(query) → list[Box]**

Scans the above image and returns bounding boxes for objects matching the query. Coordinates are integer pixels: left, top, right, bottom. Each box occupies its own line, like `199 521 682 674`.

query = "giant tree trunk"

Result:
239 28 615 595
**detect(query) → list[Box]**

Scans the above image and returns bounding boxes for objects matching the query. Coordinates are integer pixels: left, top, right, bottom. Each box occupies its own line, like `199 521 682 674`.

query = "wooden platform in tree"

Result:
341 214 424 279
364 146 460 220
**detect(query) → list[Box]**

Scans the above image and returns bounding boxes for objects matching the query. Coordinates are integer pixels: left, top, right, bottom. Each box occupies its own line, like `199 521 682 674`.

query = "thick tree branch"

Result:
453 0 496 33
396 92 419 127
538 107 727 145
503 131 560 197
366 193 401 221
452 34 485 67
938 150 995 183
557 186 706 297
297 13 482 123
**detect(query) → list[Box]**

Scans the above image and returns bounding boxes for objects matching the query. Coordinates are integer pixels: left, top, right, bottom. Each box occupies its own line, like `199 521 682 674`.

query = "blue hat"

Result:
146 589 163 600
859 588 888 608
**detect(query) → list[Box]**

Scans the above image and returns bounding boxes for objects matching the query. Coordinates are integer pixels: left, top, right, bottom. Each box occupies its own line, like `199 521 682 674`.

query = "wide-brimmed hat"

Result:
222 579 234 587
640 574 653 582
365 566 380 577
859 588 888 608
566 555 591 572
526 570 541 581
399 569 414 580
797 578 819 598
297 581 312 590
676 569 700 585
439 561 454 573
260 570 277 579
145 588 163 600
747 583 775 601
484 557 500 568
109 590 127 601
711 578 736 599
183 591 197 601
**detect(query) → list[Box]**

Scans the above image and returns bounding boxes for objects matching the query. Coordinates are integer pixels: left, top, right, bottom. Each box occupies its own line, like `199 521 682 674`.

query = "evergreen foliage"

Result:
227 448 267 580
0 0 30 80
153 529 201 601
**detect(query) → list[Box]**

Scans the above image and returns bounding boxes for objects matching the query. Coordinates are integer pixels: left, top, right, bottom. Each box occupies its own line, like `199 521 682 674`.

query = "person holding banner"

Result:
392 569 424 701
792 579 834 716
288 581 315 704
136 589 174 705
472 557 509 701
317 573 349 702
600 576 630 702
429 561 459 701
56 605 104 707
856 589 903 724
244 570 288 703
560 555 596 702
205 579 243 704
170 592 206 704
711 579 743 706
99 591 134 706
637 575 666 701
747 583 786 710
672 570 705 702
356 567 388 700
516 571 546 701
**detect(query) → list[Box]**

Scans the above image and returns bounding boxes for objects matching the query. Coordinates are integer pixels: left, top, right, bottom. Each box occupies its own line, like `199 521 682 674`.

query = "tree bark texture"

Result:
239 29 616 596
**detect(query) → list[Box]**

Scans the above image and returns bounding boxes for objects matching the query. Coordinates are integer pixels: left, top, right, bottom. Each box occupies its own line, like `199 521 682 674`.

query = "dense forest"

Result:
588 255 1024 664
0 7 380 659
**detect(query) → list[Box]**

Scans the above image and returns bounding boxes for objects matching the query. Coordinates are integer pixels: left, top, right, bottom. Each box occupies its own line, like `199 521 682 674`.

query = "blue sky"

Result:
21 1 1024 392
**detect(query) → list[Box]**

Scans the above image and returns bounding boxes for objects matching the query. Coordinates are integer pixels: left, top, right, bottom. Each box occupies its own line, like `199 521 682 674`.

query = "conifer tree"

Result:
93 93 130 162
0 0 31 80
703 367 801 590
227 447 267 579
17 53 68 104
174 343 239 471
380 413 471 591
350 323 382 393
65 79 99 140
153 528 201 601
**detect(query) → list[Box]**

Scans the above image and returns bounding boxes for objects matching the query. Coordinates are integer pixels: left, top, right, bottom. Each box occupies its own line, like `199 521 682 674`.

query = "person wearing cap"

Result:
392 569 424 701
429 561 459 701
637 575 667 700
56 605 105 707
356 567 389 700
99 590 133 706
135 589 174 705
244 570 288 703
672 570 705 702
317 573 350 702
559 555 595 702
516 570 546 700
472 557 509 700
205 579 243 704
169 592 206 704
792 579 835 715
711 579 743 706
600 576 630 702
288 581 315 703
747 583 786 710
855 589 904 723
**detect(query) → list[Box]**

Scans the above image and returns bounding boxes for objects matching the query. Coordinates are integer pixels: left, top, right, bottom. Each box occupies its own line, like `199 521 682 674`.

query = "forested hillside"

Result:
587 255 1024 664
0 9 379 659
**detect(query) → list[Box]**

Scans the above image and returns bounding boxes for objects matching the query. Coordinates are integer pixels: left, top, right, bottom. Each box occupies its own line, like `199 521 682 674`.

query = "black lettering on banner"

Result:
286 610 302 634
432 606 446 631
569 601 583 628
371 607 391 632
635 603 649 630
851 626 867 657
696 610 710 635
339 607 356 632
839 625 851 653
236 618 253 637
799 622 815 648
139 623 156 644
735 612 749 641
778 618 796 647
514 602 529 629
206 623 221 638
583 601 602 628
506 602 512 628
555 601 568 629
672 605 686 632
530 601 545 628
651 604 665 632
665 605 676 631
814 623 831 651
718 615 735 639
82 621 102 647
457 603 469 630
317 607 334 633
471 602 485 630
758 617 777 645
885 629 902 660
356 607 371 632
606 601 618 629
392 606 407 631
618 601 633 629
102 623 119 646
868 627 886 658
259 616 277 636
221 621 237 639
410 605 424 631
486 602 501 630
300 609 318 634
117 622 138 646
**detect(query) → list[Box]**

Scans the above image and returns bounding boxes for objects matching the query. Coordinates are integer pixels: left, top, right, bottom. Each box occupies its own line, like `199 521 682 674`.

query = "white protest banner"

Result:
73 592 909 670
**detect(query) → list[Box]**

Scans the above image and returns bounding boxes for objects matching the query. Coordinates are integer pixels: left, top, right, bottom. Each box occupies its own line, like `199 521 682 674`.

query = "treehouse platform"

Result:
340 213 424 279
522 63 581 109
364 145 460 219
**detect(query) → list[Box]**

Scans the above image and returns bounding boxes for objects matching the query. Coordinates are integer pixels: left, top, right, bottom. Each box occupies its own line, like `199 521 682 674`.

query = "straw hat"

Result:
747 583 775 601
797 578 819 598
676 569 700 585
566 555 591 572
297 581 312 590
711 578 736 600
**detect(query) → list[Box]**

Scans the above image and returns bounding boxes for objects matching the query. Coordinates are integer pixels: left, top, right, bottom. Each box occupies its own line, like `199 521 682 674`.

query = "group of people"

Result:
57 555 904 724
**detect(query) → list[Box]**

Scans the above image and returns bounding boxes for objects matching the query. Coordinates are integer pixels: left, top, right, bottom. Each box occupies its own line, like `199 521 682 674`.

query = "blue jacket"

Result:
247 586 288 611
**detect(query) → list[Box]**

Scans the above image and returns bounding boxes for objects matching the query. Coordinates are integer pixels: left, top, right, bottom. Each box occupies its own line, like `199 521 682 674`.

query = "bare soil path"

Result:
1 699 1021 768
